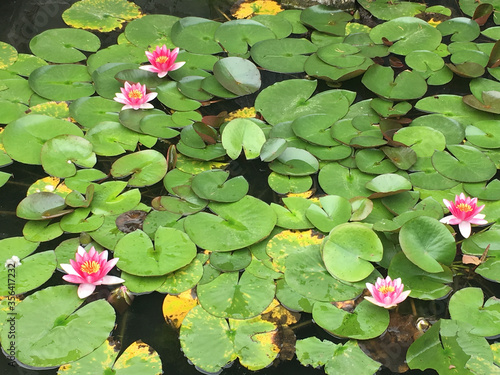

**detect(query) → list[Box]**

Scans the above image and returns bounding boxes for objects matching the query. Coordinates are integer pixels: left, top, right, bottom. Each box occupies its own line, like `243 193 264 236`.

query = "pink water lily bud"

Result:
139 45 186 78
365 276 411 309
440 193 487 238
61 246 124 299
113 81 158 110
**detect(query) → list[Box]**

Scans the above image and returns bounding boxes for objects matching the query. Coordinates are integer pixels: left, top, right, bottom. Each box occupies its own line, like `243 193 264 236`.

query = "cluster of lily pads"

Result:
1 0 500 373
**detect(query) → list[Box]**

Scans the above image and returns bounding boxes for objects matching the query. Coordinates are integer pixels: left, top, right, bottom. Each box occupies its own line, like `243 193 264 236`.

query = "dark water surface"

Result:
0 1 446 374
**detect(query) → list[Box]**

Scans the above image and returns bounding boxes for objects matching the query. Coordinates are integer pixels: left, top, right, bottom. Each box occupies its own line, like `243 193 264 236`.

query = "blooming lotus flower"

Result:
139 45 185 78
113 82 157 110
440 193 487 238
61 246 124 299
365 276 411 309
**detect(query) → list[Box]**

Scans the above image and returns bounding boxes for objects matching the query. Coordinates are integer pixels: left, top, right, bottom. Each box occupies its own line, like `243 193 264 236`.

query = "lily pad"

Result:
358 0 426 21
221 118 266 159
449 287 500 337
62 0 142 32
170 17 223 54
29 64 94 101
191 169 248 202
213 57 261 96
214 19 276 55
29 28 100 63
16 192 70 220
197 270 275 319
399 216 456 273
0 285 115 368
184 196 277 251
300 6 352 35
115 227 197 276
111 150 168 187
322 223 384 282
312 300 389 339
305 195 351 233
250 38 317 73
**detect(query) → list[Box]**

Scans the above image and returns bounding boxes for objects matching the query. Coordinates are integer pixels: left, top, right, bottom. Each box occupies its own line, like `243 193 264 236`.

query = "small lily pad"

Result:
221 118 266 159
111 150 168 187
191 170 249 202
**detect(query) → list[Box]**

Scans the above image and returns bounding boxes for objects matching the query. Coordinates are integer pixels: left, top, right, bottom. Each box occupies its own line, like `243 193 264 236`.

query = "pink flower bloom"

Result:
113 82 157 110
365 276 411 309
440 193 487 238
139 45 186 78
61 246 124 299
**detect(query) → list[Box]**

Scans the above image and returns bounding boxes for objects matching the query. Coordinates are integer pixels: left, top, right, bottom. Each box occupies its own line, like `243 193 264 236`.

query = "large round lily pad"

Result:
29 28 100 63
213 57 261 96
399 216 456 273
184 195 277 252
114 227 197 277
2 115 83 165
0 285 115 368
322 223 383 282
197 270 275 319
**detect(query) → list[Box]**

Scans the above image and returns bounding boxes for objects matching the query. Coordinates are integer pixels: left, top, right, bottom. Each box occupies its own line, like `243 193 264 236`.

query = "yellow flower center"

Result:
457 203 473 212
156 56 169 64
378 286 395 294
128 89 143 99
81 260 100 274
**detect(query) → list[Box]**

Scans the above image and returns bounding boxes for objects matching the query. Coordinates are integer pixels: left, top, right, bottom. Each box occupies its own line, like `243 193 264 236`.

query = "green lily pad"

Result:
198 270 275 319
209 249 251 272
465 120 500 148
23 219 64 242
62 0 142 32
437 17 480 42
323 222 383 282
318 162 373 199
260 138 288 162
358 0 426 21
214 19 275 55
69 96 122 129
41 135 96 178
296 338 381 375
90 181 141 216
180 305 278 373
407 319 497 374
276 278 314 313
362 64 427 100
304 52 373 83
86 43 146 74
16 192 70 220
124 14 179 48
369 17 442 55
255 79 353 125
313 300 389 339
184 196 277 251
449 287 500 337
388 251 452 300
399 216 456 273
292 114 343 146
431 144 497 183
300 6 352 35
0 285 115 368
464 180 500 200
92 62 140 99
111 150 168 187
221 118 266 159
213 57 261 96
305 195 351 233
0 250 56 296
177 76 213 101
29 64 94 101
410 114 465 145
170 17 223 54
461 229 500 283
29 28 100 63
365 173 412 198
356 149 398 175
157 81 201 111
191 170 248 202
0 99 27 124
285 246 367 302
269 147 319 176
267 172 313 194
115 227 197 277
85 121 140 156
250 38 317 73
271 196 314 230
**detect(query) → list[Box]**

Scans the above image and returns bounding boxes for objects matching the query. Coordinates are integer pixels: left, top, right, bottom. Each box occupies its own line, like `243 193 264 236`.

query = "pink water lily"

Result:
365 276 411 309
440 193 487 238
113 82 157 110
61 246 124 299
139 45 185 78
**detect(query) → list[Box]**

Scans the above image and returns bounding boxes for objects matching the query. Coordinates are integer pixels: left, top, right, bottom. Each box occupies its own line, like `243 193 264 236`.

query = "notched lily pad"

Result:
191 169 249 202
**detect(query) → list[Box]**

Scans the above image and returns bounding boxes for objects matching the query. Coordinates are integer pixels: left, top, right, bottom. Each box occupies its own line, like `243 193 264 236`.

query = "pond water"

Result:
1 0 499 374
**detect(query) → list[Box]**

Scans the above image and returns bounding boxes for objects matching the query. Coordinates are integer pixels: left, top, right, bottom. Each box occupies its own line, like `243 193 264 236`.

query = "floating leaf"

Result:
111 150 168 187
62 0 142 32
0 285 115 368
213 57 261 96
191 170 249 202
